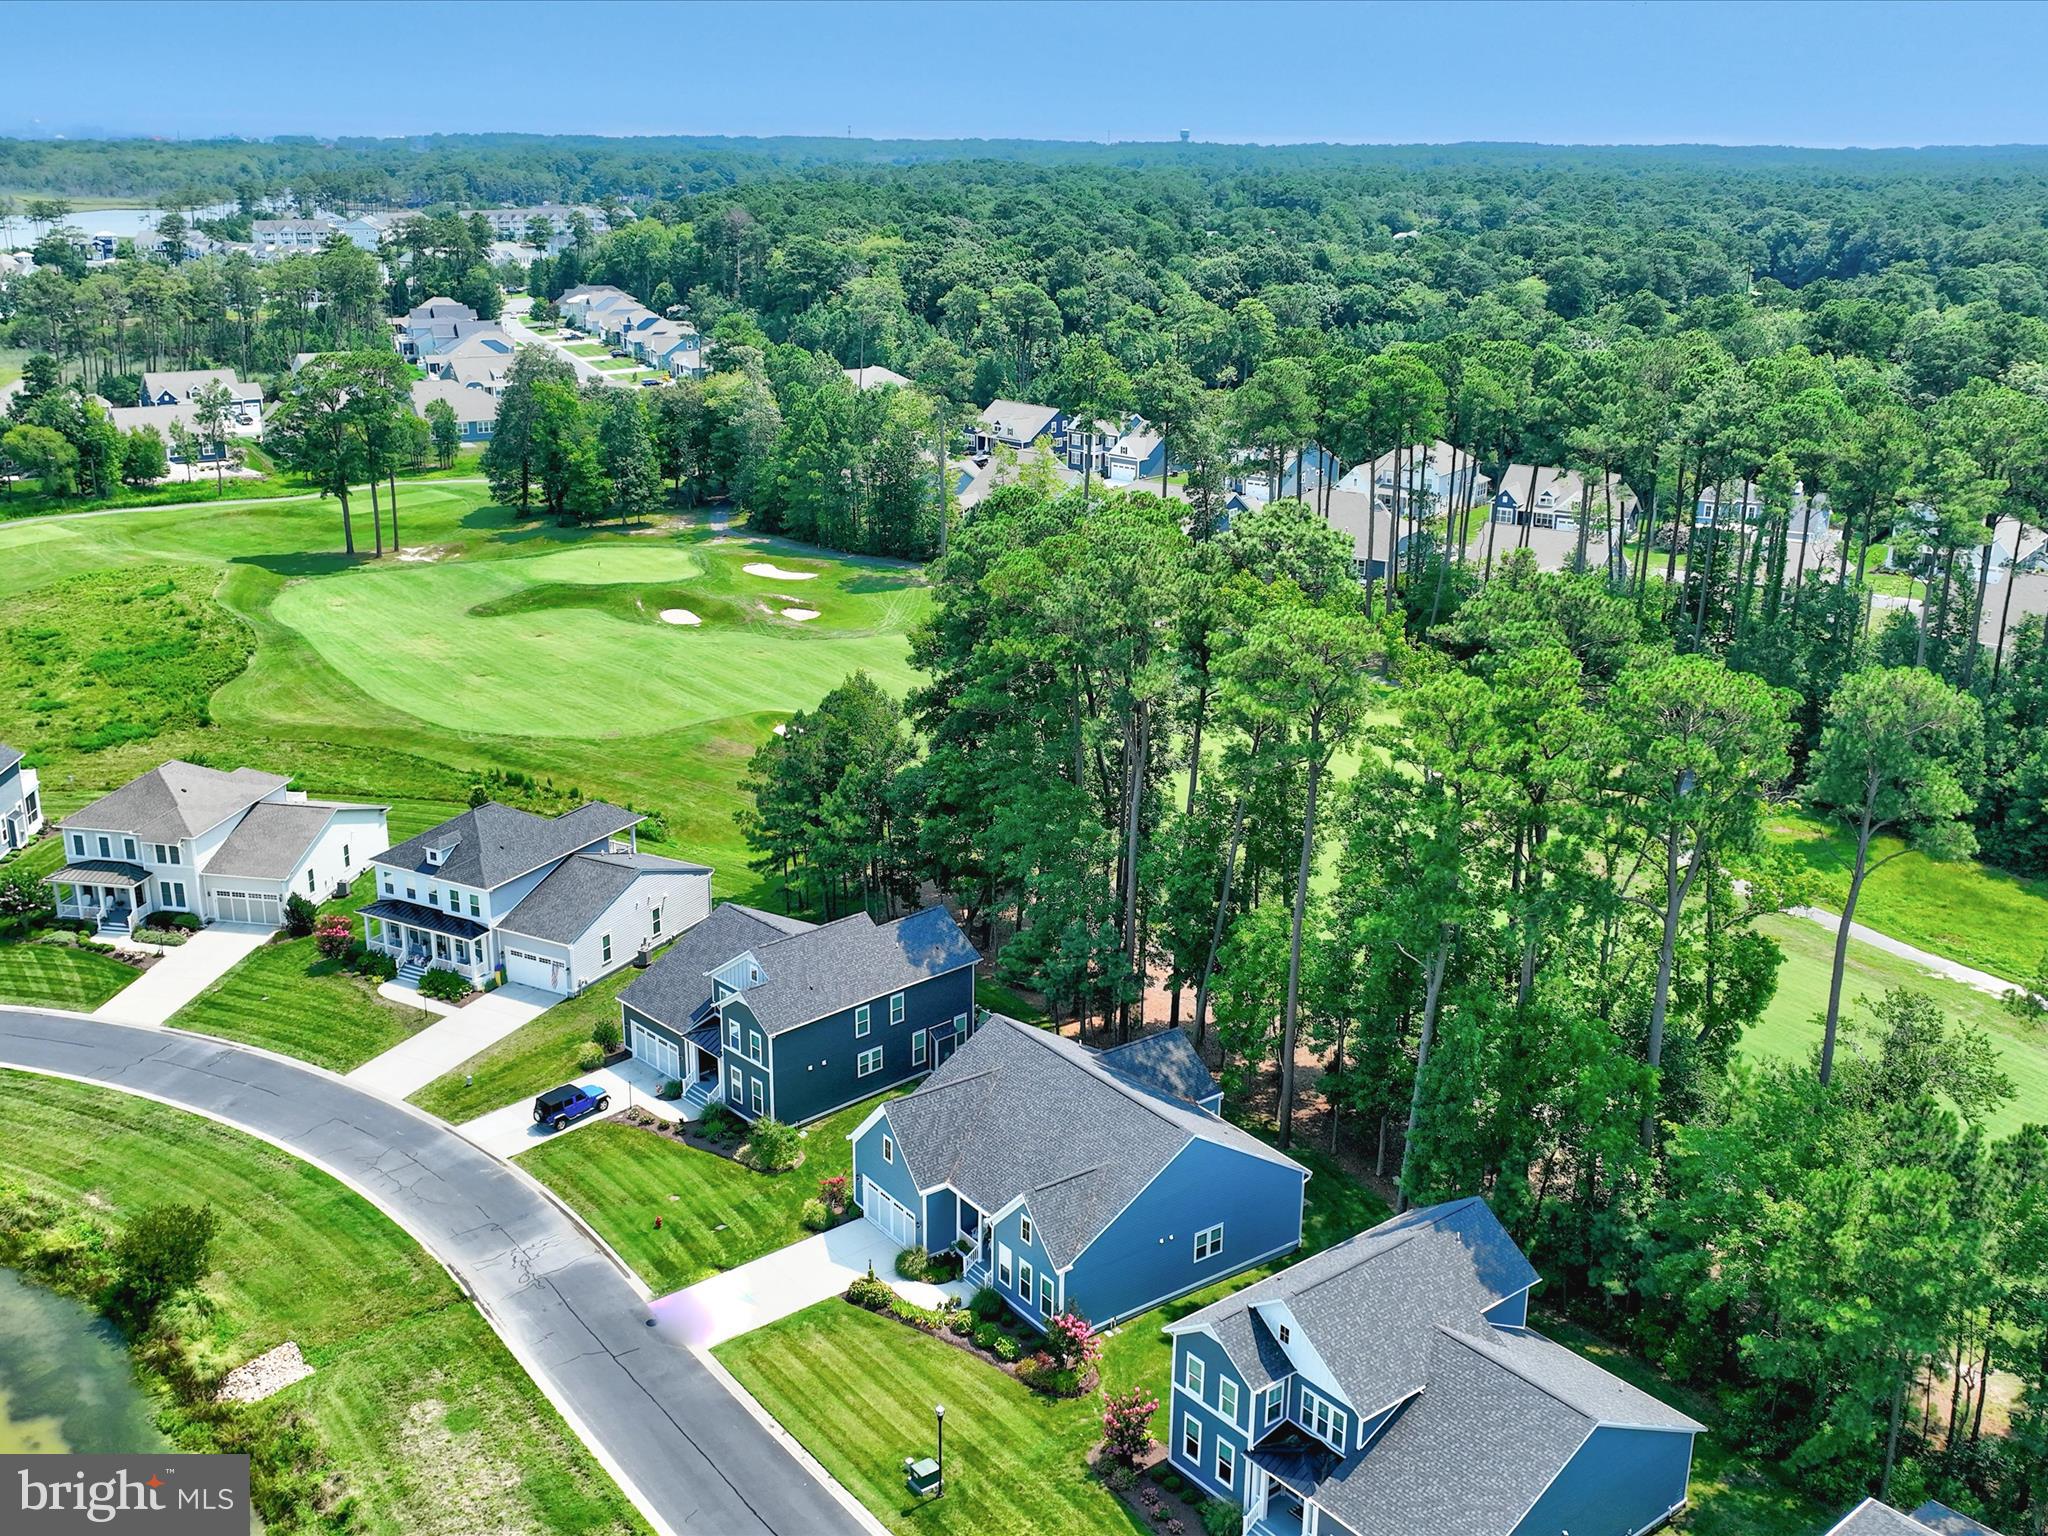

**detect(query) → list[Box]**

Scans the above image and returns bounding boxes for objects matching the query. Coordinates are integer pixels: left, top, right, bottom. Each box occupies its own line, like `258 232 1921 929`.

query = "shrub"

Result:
948 1311 975 1337
575 1041 605 1072
888 1297 943 1332
591 1015 623 1053
991 1333 1020 1363
800 1197 832 1232
282 893 316 937
818 1174 849 1212
1197 1498 1241 1536
895 1246 930 1282
1016 1352 1084 1397
312 914 354 960
1101 1385 1159 1466
656 1077 684 1100
846 1275 894 1311
1044 1310 1102 1373
418 967 473 1003
160 911 202 932
361 951 397 982
969 1286 1004 1321
973 1321 1001 1351
742 1116 802 1172
134 926 189 947
1102 1460 1139 1493
34 929 81 948
697 1104 737 1141
922 1247 963 1280
111 1201 219 1325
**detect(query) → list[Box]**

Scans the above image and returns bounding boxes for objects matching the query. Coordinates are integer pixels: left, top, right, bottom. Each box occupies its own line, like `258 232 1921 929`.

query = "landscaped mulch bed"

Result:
1087 1444 1212 1536
846 1283 1097 1399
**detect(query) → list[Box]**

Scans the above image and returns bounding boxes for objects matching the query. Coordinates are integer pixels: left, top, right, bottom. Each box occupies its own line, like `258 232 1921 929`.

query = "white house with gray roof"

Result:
363 802 709 994
0 743 42 853
850 1014 1307 1331
1165 1198 1703 1536
1825 1499 2008 1536
46 760 386 934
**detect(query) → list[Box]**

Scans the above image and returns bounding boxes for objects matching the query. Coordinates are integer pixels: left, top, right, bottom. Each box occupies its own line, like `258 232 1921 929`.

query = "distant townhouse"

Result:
1165 1198 1703 1536
845 364 911 391
558 284 631 329
118 370 264 448
620 903 979 1122
602 302 668 350
45 761 387 934
471 204 594 252
971 398 1065 454
332 210 399 251
0 743 42 853
851 1015 1307 1328
410 378 500 441
1489 465 1639 533
363 802 708 995
1824 1500 2007 1535
251 216 338 260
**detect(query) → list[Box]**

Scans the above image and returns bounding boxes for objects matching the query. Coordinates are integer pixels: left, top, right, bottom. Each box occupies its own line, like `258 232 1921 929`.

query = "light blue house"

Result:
1165 1198 1703 1536
849 1015 1307 1331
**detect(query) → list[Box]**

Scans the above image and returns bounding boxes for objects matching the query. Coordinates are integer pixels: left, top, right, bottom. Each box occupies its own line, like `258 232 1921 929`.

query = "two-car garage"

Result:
504 944 567 993
208 887 282 927
862 1178 919 1248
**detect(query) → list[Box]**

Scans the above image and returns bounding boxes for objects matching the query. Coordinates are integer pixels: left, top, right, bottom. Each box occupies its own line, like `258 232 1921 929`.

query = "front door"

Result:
934 1031 957 1068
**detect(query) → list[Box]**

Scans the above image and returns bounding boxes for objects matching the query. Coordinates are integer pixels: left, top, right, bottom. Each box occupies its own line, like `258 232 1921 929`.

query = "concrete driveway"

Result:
462 1055 680 1158
93 923 273 1025
654 1219 970 1349
344 982 553 1099
0 1007 876 1536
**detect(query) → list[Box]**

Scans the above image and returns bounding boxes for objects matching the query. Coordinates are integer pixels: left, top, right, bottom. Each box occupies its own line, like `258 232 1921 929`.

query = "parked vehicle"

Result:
533 1083 610 1131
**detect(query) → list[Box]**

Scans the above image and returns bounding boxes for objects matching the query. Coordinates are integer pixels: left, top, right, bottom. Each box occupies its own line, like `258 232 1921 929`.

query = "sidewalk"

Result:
343 981 553 1098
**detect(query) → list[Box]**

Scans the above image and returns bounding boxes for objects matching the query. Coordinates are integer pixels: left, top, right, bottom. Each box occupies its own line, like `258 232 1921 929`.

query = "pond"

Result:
0 1267 166 1454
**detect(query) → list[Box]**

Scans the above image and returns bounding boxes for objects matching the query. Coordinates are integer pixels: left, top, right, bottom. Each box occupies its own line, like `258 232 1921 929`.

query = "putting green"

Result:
271 541 923 738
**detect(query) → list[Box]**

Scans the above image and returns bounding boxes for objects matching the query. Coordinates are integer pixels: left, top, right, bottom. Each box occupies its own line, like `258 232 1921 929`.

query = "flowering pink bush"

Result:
1101 1385 1158 1465
313 913 354 960
1045 1309 1101 1372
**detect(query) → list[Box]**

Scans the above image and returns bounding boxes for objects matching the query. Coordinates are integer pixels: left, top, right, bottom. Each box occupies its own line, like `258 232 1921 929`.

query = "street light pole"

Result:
935 1403 945 1495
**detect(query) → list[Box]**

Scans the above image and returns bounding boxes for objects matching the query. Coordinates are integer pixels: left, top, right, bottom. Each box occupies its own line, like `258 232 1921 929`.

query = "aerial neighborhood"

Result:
4 29 2048 1536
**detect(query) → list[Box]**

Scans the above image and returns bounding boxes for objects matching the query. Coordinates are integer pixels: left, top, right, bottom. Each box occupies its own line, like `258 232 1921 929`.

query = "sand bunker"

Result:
659 609 702 626
397 547 445 563
744 562 819 581
781 607 821 622
773 724 787 736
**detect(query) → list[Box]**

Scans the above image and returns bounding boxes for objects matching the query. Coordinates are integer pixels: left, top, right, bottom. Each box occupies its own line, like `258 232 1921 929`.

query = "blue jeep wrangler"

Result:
533 1083 611 1132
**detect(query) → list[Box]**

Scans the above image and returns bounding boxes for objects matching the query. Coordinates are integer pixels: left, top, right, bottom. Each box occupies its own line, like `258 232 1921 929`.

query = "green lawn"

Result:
517 1091 900 1294
411 961 643 1122
1765 808 2048 982
567 342 610 358
0 941 137 1011
0 1072 647 1536
593 356 638 371
1745 913 2048 1137
169 876 435 1072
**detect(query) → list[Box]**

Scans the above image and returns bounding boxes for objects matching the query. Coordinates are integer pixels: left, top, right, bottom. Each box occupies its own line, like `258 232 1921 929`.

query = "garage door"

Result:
862 1178 918 1248
505 946 566 993
212 889 281 927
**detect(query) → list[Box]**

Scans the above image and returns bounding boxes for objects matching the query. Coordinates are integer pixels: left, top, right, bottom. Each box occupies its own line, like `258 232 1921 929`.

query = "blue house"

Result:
1165 1198 1703 1536
619 902 978 1123
1825 1499 2008 1536
848 1015 1307 1331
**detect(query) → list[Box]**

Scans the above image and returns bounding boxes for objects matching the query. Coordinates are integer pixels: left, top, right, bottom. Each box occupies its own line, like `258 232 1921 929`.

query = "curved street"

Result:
0 1007 873 1536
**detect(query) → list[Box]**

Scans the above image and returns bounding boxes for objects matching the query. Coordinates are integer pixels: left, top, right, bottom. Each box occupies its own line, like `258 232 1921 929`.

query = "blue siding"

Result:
623 1003 688 1058
1167 1332 1253 1503
1484 1288 1532 1328
1510 1425 1694 1536
988 1201 1059 1322
850 1110 925 1238
923 1187 958 1253
745 965 974 1125
718 997 774 1118
1066 1138 1306 1327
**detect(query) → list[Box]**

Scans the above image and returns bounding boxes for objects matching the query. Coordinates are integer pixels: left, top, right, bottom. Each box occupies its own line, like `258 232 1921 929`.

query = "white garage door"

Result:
863 1178 918 1248
212 889 281 927
504 946 566 993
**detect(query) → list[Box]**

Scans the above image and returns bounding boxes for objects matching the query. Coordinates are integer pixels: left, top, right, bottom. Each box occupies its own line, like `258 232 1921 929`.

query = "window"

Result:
1219 1379 1239 1424
307 868 317 893
341 844 350 869
651 904 662 937
955 1011 970 1036
857 1047 883 1078
1019 1214 1033 1247
1180 1415 1201 1464
1263 1385 1284 1427
750 1079 764 1114
854 1004 871 1038
1040 1273 1055 1313
123 838 136 861
749 1028 764 1061
1019 1260 1034 1304
71 835 84 857
168 845 180 866
889 992 905 1026
1194 1224 1223 1263
911 1029 927 1066
997 1244 1013 1288
454 940 469 964
1277 1324 1290 1345
406 884 416 900
1183 1353 1205 1398
153 844 167 864
384 876 395 895
1300 1386 1347 1449
1215 1440 1235 1490
98 836 110 857
601 934 613 965
881 1136 894 1164
726 1064 741 1101
159 881 175 906
468 894 480 917
428 887 441 907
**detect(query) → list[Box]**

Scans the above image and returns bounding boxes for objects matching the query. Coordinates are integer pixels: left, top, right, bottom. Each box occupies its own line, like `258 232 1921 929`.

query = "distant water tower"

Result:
1179 130 1190 143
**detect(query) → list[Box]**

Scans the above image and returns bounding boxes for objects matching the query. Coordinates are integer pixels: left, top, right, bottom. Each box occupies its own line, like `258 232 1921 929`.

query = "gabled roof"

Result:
1826 1501 1967 1536
976 399 1061 441
141 368 256 402
0 743 21 775
1097 1029 1220 1105
621 901 817 1024
882 1015 1304 1269
373 801 642 890
726 906 979 1035
846 365 910 390
1909 1501 2006 1536
498 850 710 945
63 761 287 843
205 801 343 880
411 378 499 428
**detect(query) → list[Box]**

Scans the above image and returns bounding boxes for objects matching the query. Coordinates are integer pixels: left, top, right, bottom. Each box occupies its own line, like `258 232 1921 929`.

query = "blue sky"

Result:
11 0 2047 148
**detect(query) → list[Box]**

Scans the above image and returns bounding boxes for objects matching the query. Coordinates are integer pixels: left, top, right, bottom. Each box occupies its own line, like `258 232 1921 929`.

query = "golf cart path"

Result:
0 1008 880 1536
1787 904 2014 998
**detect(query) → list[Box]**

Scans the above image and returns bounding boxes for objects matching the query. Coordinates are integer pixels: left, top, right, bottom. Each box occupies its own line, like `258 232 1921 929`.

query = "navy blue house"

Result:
618 902 978 1124
849 1014 1307 1332
1165 1198 1703 1536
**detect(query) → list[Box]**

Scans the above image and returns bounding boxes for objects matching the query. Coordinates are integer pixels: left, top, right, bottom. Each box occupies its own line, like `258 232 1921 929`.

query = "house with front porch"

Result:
850 1015 1307 1330
362 802 709 995
0 743 43 853
45 761 387 934
619 902 978 1120
1165 1197 1702 1536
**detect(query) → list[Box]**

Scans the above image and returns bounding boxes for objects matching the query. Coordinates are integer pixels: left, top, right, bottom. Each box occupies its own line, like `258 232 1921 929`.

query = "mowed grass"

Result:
517 1091 901 1294
169 876 435 1072
0 942 137 1011
1746 913 2048 1137
1766 809 2048 982
0 1072 648 1536
411 961 642 1122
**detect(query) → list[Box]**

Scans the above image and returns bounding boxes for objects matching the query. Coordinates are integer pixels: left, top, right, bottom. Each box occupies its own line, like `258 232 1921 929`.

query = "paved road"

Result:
0 1008 874 1536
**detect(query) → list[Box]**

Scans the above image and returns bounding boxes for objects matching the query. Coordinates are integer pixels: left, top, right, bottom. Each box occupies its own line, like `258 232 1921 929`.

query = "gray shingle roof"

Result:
621 903 816 1026
62 761 288 843
1827 1501 1958 1536
1910 1502 2006 1536
733 906 979 1034
497 851 709 945
882 1015 1304 1269
1097 1030 1220 1105
0 743 21 775
204 801 339 880
374 801 642 890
